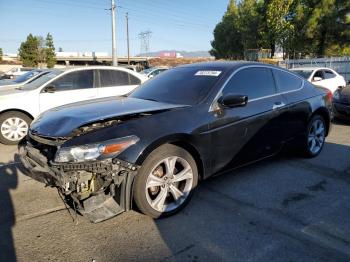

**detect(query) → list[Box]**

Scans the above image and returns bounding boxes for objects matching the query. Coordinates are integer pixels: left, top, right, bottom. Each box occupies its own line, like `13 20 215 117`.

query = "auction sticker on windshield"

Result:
195 71 222 77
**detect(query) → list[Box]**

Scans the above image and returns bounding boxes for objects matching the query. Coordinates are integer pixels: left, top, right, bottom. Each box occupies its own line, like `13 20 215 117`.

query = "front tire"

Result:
302 115 326 158
0 111 31 145
133 144 198 218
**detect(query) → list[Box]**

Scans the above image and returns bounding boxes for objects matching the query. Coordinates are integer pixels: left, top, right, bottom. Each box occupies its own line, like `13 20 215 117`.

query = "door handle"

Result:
272 102 285 110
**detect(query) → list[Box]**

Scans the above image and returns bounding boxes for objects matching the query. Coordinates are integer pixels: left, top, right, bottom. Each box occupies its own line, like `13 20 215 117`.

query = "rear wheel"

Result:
302 115 326 158
0 111 32 145
133 144 198 218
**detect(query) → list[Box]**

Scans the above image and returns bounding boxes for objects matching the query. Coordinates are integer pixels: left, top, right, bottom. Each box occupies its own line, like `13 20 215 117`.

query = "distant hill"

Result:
138 50 212 58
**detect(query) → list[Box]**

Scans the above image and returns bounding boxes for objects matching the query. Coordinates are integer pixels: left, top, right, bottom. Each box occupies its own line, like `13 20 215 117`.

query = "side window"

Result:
324 70 336 79
49 70 94 91
99 70 141 87
273 69 302 92
223 67 276 100
313 70 324 80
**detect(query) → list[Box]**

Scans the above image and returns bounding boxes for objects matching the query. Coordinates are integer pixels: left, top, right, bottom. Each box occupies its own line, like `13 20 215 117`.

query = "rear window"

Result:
131 67 225 105
273 69 303 92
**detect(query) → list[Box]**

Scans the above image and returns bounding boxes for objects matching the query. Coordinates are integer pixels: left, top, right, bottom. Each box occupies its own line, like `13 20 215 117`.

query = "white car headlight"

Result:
54 135 139 163
333 90 340 100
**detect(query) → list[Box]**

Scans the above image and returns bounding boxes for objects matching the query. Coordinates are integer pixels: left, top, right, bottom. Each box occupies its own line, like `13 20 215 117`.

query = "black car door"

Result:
207 66 287 174
272 68 309 140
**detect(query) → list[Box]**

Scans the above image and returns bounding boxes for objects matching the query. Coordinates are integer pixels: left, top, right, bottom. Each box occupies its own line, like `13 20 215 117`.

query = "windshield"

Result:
292 70 313 79
130 67 226 105
13 70 41 83
19 70 63 90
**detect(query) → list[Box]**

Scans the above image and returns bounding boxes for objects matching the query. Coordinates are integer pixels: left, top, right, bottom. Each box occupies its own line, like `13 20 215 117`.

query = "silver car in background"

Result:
0 69 50 89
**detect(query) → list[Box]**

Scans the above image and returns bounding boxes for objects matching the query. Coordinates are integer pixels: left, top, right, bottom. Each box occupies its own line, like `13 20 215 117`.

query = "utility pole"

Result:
126 12 130 65
111 0 118 66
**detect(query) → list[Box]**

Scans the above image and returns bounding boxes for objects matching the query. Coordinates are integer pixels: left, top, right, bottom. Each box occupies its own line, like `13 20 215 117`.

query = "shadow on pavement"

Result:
153 141 350 261
333 118 350 126
0 159 18 262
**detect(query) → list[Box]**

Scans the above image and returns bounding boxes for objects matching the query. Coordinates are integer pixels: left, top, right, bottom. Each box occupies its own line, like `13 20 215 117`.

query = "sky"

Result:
0 0 229 56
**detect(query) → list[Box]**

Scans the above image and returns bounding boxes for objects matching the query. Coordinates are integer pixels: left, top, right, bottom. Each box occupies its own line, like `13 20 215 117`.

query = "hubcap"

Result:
1 117 28 141
145 156 193 213
308 119 325 154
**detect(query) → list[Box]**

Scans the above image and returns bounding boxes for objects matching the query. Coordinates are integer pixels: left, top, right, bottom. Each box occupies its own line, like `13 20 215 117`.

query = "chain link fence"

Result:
279 56 350 83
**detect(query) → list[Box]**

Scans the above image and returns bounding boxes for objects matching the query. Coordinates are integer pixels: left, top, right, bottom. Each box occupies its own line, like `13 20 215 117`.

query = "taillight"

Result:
326 89 332 104
318 87 332 104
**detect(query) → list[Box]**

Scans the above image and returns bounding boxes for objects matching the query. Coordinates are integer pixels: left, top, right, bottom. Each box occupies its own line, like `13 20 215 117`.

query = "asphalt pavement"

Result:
1 121 350 262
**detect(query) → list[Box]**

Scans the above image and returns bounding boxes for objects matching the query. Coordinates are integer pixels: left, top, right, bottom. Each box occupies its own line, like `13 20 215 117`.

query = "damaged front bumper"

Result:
20 141 139 223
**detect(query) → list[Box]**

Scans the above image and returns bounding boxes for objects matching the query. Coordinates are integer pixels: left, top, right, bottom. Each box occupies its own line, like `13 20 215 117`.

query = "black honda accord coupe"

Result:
20 62 331 222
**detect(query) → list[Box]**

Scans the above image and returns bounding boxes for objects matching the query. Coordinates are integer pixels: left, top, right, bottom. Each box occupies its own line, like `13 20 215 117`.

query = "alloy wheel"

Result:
308 119 325 155
1 117 29 142
145 156 194 213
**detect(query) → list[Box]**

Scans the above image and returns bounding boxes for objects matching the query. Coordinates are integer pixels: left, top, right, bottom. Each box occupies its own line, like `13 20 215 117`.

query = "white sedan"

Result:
0 66 147 144
290 67 346 93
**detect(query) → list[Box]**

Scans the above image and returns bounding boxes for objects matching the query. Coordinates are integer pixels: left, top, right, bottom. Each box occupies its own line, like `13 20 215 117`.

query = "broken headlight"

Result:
54 136 139 163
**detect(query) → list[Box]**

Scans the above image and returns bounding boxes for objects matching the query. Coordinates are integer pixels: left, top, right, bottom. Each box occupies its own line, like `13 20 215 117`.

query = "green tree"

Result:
211 0 350 59
37 36 46 67
210 0 244 59
285 0 349 57
237 0 263 50
18 34 40 67
265 0 294 57
0 48 3 62
45 33 56 68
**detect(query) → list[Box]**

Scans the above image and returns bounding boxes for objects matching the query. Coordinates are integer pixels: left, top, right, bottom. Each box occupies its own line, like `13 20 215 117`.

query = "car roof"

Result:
290 67 334 71
177 61 285 72
60 65 136 72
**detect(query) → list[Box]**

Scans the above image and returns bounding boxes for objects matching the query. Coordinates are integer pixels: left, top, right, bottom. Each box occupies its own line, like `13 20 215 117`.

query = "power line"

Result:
117 1 212 25
32 0 109 10
127 15 209 32
117 6 208 29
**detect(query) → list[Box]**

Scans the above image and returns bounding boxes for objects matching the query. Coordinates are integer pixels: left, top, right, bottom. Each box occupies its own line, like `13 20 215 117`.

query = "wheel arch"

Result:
310 107 331 136
0 109 34 120
135 134 205 180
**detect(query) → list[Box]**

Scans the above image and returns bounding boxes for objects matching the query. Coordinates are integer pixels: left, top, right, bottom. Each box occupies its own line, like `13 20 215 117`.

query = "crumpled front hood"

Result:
30 97 187 138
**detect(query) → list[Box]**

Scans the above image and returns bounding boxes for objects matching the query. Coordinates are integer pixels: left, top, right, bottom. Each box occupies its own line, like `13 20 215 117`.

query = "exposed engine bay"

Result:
20 132 139 223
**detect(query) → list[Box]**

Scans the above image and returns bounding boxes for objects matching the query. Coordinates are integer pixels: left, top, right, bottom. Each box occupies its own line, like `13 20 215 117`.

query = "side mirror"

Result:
313 76 323 82
218 94 248 108
43 85 55 93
